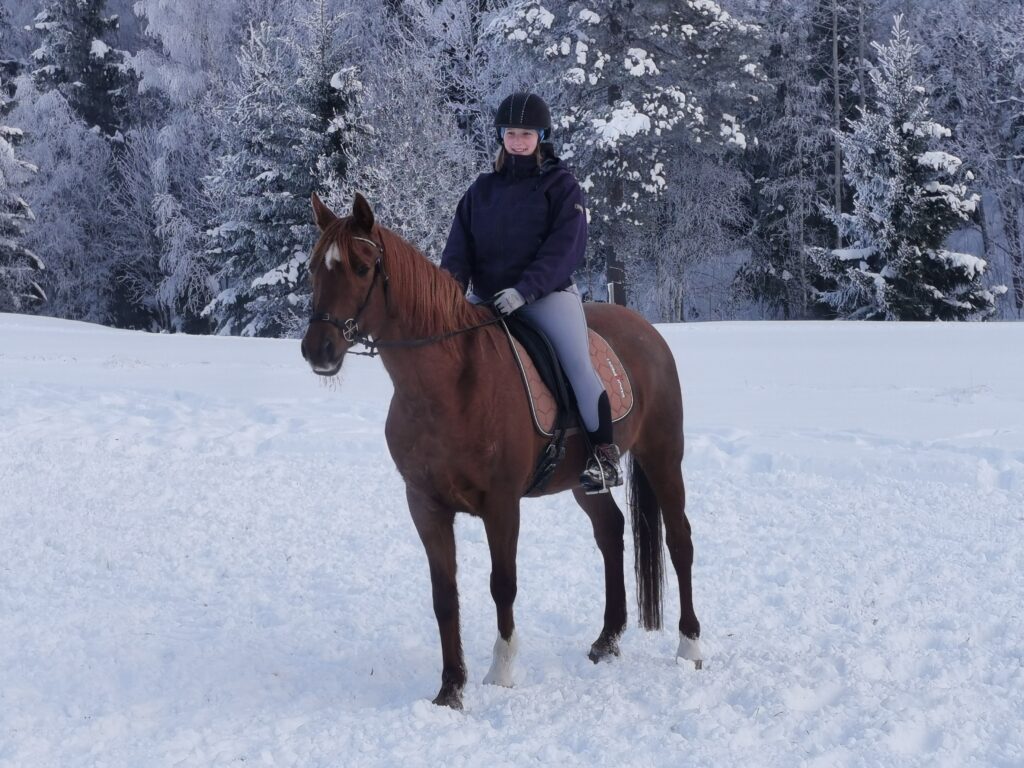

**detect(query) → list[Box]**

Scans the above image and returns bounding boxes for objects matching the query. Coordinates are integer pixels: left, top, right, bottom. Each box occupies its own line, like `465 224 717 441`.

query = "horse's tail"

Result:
627 454 664 631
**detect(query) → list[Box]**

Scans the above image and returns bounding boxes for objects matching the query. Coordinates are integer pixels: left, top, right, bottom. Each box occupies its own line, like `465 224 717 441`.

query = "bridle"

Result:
307 235 500 358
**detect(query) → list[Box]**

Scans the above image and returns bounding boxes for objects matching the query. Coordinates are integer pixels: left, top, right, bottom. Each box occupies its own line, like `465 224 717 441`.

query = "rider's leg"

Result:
517 289 622 490
517 288 604 432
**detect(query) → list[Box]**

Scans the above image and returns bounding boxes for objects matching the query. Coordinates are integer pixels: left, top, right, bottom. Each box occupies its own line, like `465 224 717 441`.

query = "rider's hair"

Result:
494 144 544 172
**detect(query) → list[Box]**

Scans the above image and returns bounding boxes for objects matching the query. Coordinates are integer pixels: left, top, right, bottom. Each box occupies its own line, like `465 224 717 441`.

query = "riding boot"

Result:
580 392 623 493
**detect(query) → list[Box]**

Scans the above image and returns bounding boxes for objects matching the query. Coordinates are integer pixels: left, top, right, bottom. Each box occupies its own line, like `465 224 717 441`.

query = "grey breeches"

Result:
518 288 605 433
467 287 605 433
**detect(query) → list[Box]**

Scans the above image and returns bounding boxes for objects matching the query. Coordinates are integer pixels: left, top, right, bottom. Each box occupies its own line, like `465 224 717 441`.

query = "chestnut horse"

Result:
301 193 702 709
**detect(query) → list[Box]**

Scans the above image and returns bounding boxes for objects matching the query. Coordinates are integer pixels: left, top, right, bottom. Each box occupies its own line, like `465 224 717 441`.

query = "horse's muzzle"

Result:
301 331 343 376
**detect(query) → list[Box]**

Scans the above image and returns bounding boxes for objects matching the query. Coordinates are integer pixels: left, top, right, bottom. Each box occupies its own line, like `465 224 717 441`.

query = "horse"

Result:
301 192 702 709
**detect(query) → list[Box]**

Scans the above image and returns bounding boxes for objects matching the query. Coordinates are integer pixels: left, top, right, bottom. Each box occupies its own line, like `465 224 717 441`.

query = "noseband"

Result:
307 235 499 358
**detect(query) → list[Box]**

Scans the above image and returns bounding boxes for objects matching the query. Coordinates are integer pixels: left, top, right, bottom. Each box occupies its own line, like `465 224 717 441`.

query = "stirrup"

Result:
580 445 621 495
582 473 612 495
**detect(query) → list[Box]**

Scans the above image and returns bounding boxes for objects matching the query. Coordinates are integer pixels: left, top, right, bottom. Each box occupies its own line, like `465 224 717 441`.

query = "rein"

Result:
308 235 500 358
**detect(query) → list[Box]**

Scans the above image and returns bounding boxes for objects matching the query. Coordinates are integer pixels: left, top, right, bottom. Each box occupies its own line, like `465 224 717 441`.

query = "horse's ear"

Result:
352 192 375 232
311 192 337 231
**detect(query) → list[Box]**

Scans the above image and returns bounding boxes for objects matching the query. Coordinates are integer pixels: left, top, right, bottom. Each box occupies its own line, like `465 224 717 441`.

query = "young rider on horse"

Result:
441 92 622 492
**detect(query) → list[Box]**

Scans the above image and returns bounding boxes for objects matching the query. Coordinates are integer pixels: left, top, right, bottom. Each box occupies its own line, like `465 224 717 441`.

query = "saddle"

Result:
500 314 634 493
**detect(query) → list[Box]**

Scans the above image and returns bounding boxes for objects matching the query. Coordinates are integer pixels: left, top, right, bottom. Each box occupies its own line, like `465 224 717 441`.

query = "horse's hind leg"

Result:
406 487 466 709
633 452 703 668
572 487 627 662
482 501 521 687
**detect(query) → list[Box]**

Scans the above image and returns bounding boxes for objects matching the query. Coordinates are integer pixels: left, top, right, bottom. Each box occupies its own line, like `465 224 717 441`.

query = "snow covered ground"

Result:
1 313 1022 768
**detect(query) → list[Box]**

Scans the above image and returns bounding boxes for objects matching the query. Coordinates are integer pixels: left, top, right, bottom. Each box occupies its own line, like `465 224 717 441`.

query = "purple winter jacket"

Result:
440 146 588 304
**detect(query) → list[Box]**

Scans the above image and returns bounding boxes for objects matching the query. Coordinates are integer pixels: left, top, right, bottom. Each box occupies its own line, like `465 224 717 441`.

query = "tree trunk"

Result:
857 1 867 114
1001 191 1024 316
797 139 809 319
832 0 843 250
602 189 627 314
604 202 628 306
603 10 628 307
977 194 996 288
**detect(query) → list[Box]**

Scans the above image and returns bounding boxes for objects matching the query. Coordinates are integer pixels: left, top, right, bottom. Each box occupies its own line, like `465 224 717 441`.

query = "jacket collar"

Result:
501 143 562 180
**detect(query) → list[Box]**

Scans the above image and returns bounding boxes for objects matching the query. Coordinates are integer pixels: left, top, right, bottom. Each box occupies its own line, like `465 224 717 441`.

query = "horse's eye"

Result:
356 264 370 277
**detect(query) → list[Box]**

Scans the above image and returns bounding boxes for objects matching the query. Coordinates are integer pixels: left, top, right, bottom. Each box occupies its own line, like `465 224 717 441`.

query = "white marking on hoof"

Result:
677 632 703 670
483 632 518 688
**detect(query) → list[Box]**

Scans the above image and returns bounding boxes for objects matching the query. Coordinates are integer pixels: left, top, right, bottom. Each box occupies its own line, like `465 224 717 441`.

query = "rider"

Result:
440 91 622 492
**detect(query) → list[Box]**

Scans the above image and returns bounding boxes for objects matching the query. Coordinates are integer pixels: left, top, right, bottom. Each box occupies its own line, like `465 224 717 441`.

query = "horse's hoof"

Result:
483 632 518 687
432 685 464 710
588 632 621 663
677 631 703 670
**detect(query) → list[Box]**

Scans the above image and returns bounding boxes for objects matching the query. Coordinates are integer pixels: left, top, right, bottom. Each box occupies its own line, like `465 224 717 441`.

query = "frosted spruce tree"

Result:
807 0 875 242
204 22 316 337
737 0 874 318
126 0 256 332
495 0 763 302
0 71 45 312
205 12 359 338
914 0 1024 317
341 0 520 259
9 75 115 323
249 0 363 331
811 17 1002 320
30 0 136 139
296 0 361 202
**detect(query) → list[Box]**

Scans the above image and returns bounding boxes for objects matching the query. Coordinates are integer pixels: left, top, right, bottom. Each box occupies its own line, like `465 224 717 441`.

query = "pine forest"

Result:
1 0 1021 333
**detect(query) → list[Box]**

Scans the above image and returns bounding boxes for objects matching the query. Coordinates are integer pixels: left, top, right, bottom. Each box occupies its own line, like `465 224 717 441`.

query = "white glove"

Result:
493 287 526 316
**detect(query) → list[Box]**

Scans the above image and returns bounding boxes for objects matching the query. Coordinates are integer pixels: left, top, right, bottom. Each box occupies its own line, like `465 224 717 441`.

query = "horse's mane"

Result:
313 216 494 346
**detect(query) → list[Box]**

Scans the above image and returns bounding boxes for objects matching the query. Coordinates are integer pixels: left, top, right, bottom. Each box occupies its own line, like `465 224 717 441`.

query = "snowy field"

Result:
1 313 1022 768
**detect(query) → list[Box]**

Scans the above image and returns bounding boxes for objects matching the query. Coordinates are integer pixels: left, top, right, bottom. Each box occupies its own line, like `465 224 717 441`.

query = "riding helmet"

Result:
494 92 552 143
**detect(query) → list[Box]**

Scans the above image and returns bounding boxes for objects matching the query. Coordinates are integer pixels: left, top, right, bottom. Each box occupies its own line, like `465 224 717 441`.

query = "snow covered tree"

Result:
131 0 246 103
914 0 1024 318
11 75 116 323
811 17 1003 320
0 71 45 312
400 0 530 157
203 21 320 337
105 124 217 331
295 0 361 200
29 0 137 139
736 0 879 318
340 1 508 263
495 0 764 304
122 0 253 332
0 6 10 52
808 0 874 246
737 0 834 318
128 0 354 335
630 147 749 322
0 4 28 61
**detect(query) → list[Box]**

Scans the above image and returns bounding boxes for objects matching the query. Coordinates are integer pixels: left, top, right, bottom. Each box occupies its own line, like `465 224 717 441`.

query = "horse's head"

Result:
301 192 385 376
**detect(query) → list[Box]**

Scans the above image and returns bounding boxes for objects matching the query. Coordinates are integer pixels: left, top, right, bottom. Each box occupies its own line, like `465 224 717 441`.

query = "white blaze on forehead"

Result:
324 243 342 270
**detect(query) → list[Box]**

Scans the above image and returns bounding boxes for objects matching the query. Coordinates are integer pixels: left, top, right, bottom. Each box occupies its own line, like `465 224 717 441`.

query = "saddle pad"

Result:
506 327 635 437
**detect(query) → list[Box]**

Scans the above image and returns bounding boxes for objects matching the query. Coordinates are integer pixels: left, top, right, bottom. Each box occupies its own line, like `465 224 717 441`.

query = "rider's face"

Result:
503 128 540 156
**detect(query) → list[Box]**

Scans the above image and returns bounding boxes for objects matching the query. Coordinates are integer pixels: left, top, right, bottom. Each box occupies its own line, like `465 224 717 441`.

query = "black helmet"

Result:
494 92 552 143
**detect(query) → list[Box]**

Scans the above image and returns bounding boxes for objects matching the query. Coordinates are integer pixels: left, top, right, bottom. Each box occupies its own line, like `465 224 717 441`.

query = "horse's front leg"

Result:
481 499 521 687
407 487 466 709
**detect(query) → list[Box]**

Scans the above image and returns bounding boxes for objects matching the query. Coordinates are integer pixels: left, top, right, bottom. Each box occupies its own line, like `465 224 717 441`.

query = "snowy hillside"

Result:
1 314 1022 767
